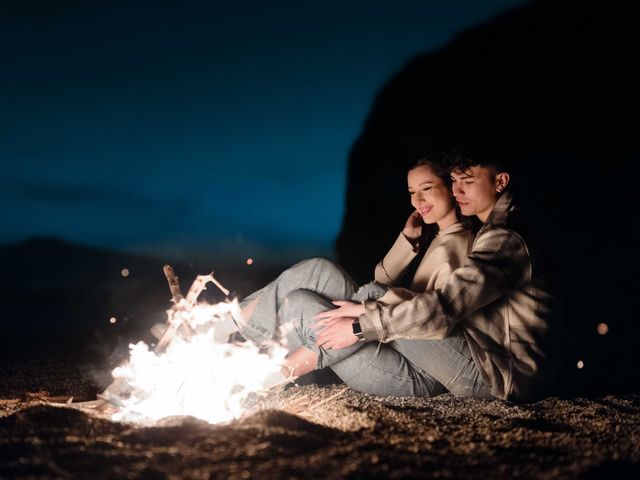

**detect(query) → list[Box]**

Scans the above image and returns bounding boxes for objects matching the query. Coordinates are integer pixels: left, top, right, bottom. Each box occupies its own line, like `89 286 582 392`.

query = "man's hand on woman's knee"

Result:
312 300 365 350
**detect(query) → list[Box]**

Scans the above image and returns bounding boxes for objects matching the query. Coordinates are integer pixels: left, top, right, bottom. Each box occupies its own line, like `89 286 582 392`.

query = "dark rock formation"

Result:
337 0 639 396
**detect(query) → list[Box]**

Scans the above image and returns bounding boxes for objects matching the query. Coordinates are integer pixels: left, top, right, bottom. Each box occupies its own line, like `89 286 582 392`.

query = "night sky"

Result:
1 0 527 262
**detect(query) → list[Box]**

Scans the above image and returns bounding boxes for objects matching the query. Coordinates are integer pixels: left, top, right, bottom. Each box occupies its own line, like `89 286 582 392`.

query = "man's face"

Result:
450 166 500 223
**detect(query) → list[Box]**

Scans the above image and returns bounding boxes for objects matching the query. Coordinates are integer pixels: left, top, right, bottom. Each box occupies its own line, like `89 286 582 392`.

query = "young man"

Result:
315 153 559 401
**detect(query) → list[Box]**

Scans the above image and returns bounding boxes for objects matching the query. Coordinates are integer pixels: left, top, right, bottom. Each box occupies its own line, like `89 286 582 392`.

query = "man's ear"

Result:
495 172 510 193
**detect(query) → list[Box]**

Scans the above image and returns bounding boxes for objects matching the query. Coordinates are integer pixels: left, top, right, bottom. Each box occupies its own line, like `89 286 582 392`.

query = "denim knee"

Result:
281 289 327 350
297 257 338 273
283 288 324 308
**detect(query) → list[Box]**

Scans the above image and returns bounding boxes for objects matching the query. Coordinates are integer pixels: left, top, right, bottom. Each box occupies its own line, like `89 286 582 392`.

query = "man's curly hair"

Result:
446 143 509 174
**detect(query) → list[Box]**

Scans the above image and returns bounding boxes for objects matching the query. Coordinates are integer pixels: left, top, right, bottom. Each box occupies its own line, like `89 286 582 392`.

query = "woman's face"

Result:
407 165 456 225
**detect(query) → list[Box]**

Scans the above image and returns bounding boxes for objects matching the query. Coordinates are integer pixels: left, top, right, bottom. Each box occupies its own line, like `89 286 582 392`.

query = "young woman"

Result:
217 157 482 393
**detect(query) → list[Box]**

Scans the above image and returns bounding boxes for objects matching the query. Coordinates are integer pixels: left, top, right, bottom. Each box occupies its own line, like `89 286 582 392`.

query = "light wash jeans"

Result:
239 257 493 398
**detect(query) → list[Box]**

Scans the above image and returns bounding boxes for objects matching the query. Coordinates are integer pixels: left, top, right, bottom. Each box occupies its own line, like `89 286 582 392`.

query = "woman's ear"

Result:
495 172 510 193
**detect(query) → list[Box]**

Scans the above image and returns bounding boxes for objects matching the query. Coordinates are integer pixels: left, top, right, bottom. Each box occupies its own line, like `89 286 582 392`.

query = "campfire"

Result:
80 265 289 425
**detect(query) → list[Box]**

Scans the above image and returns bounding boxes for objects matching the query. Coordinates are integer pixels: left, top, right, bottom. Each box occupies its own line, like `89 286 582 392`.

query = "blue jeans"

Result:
240 257 493 398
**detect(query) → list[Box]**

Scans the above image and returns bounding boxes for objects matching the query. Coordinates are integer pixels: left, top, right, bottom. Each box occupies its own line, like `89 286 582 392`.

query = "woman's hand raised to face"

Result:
402 210 423 241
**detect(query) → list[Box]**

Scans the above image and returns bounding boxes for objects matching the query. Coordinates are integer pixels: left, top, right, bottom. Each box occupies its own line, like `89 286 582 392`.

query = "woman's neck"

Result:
437 209 458 231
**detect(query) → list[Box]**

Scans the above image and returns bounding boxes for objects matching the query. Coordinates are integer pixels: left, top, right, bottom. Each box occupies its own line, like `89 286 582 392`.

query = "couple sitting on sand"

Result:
215 147 559 402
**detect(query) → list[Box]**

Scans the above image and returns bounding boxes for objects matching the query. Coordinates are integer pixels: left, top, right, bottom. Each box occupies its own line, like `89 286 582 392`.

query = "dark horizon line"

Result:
0 234 336 265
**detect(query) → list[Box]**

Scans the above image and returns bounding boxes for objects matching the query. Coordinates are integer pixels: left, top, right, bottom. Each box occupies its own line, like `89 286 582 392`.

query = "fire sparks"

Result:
103 271 288 425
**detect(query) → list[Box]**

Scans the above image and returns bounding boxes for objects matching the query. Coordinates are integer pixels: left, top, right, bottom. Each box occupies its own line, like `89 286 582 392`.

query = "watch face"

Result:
352 320 363 336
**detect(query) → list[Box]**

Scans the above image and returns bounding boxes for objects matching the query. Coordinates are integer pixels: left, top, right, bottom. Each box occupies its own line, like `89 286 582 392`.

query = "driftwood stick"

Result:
157 268 230 351
209 272 230 297
185 274 212 305
163 265 184 304
185 272 230 304
155 265 197 351
68 399 107 408
0 395 95 406
154 312 195 352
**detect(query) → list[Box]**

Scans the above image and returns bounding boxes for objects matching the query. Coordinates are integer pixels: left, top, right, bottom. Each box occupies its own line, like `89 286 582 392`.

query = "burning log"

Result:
153 265 194 351
76 265 232 411
65 265 229 410
163 265 184 303
189 272 230 298
154 266 229 351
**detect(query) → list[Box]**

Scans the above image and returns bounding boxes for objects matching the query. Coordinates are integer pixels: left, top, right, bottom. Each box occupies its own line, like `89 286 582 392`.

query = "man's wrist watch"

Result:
352 319 365 341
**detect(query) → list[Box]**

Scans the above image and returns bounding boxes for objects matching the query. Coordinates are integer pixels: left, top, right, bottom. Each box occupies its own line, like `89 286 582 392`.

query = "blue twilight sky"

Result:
0 0 527 261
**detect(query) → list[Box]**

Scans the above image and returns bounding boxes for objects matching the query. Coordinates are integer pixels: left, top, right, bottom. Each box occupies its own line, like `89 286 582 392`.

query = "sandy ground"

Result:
1 355 639 479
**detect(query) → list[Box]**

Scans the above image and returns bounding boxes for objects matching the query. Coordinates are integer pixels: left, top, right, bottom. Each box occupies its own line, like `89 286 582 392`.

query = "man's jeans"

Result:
239 257 493 398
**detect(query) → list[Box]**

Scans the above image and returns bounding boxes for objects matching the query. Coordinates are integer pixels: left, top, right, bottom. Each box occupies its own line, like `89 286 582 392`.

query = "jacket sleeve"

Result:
360 227 531 342
374 233 418 286
425 233 473 292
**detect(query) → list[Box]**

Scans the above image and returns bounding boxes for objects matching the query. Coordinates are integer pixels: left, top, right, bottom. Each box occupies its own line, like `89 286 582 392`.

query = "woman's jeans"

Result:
239 257 493 398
